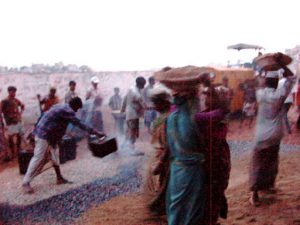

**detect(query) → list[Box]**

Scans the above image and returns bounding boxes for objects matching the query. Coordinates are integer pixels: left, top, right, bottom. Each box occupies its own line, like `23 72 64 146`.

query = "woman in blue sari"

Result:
166 89 206 225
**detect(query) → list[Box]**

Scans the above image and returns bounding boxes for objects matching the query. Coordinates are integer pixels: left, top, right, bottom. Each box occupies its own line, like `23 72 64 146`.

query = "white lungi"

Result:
7 122 25 136
23 136 59 184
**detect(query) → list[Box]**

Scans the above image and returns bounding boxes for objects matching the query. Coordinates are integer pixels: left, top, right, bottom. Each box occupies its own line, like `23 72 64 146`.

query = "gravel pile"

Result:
228 140 300 158
0 138 145 206
0 161 143 225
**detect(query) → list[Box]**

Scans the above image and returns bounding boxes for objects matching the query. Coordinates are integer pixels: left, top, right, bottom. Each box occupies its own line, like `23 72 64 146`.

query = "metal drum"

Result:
88 135 117 158
18 150 33 175
59 135 77 164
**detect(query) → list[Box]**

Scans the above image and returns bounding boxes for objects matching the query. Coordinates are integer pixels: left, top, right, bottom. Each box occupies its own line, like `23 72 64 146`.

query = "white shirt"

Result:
278 77 294 104
86 87 101 100
143 85 154 108
124 86 145 120
255 76 295 149
64 90 78 103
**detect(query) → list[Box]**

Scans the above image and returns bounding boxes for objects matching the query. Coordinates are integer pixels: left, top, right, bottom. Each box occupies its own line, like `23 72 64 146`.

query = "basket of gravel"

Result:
254 52 292 71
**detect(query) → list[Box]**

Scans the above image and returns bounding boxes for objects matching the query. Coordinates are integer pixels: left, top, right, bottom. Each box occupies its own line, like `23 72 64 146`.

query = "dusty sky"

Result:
0 0 299 71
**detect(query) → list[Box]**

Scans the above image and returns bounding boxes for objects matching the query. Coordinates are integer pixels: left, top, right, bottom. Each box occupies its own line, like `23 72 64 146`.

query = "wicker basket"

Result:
254 52 292 71
18 151 33 175
154 66 214 91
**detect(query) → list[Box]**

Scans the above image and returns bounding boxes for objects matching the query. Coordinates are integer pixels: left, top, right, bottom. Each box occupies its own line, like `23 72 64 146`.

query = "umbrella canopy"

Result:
227 43 264 51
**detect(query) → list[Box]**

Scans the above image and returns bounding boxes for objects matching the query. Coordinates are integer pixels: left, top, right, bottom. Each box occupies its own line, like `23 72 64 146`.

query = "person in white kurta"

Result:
249 68 295 206
86 76 101 100
121 77 146 155
64 80 78 103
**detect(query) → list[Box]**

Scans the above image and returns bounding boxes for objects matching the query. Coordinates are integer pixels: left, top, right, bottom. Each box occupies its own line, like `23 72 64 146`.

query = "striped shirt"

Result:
33 104 93 146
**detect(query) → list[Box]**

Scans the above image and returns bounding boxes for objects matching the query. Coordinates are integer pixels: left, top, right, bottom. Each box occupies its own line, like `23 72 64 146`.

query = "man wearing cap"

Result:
121 77 146 156
22 97 105 194
0 86 25 161
86 76 101 100
249 64 295 206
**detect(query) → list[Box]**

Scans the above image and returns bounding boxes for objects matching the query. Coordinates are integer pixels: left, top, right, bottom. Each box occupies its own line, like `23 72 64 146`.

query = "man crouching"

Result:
22 97 104 194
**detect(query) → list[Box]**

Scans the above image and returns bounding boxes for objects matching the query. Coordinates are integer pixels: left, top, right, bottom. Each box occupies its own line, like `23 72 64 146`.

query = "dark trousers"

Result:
249 145 280 192
8 134 22 158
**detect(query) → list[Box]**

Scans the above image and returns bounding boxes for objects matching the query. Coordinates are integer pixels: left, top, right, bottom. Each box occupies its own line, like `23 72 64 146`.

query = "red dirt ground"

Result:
76 109 300 225
77 152 300 225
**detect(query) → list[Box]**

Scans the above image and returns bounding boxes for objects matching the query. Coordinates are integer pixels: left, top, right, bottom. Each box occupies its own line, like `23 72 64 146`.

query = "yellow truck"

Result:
209 67 255 112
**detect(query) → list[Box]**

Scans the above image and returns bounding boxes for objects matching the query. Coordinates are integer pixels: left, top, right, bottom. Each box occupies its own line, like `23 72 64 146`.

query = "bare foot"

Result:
22 183 34 194
262 188 277 194
57 178 73 185
249 192 260 206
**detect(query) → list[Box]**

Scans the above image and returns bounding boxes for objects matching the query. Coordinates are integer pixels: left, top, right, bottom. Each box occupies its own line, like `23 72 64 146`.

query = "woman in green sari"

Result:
153 66 212 225
166 89 206 225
